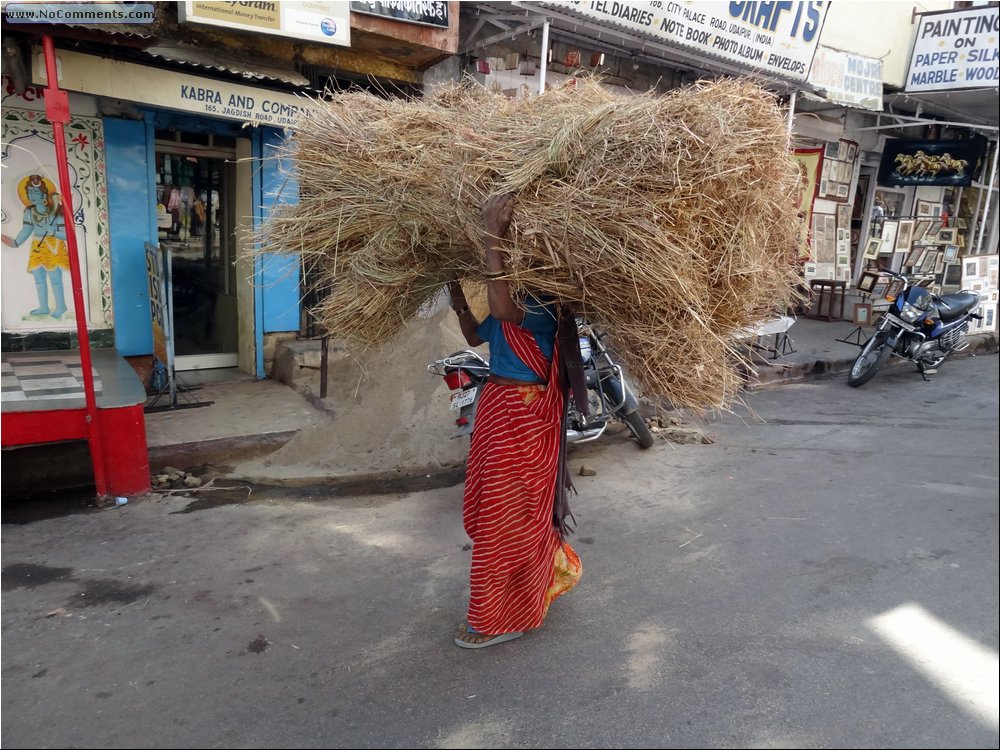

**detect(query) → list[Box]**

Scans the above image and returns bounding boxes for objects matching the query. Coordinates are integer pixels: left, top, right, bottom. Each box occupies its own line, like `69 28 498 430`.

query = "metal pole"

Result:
539 20 549 95
973 137 999 254
41 35 109 498
786 89 797 144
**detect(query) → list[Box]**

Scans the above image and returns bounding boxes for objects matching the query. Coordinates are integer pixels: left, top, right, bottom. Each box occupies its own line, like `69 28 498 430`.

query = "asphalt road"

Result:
2 354 998 749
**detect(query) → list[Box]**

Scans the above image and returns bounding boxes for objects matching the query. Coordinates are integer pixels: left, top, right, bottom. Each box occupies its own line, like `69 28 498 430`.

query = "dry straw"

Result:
259 76 803 410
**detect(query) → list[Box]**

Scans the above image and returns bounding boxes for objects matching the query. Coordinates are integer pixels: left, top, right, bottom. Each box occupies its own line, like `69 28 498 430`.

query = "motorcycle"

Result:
848 270 982 388
428 317 655 449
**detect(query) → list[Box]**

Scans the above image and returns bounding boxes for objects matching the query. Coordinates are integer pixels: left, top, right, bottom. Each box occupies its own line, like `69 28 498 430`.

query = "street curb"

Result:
748 333 999 388
148 430 300 472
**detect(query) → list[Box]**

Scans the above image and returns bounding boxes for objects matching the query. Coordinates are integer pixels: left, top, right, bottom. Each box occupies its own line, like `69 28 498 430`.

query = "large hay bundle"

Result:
262 76 802 410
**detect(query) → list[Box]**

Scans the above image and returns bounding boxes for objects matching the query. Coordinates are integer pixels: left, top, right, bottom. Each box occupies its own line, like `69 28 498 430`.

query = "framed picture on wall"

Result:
881 220 899 254
937 228 957 243
895 219 915 253
944 244 959 262
913 219 934 244
916 199 933 217
863 237 882 260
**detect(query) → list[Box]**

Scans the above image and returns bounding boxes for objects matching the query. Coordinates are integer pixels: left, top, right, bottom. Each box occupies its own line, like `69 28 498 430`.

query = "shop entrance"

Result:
155 137 239 371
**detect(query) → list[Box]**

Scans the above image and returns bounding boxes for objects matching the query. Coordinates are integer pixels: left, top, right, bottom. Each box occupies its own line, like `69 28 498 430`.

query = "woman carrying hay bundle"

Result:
449 194 583 649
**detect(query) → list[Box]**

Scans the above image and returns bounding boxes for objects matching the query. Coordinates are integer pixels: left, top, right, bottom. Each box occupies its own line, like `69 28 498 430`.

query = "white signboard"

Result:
541 1 829 82
808 46 883 111
179 1 350 47
34 50 315 129
906 6 1000 92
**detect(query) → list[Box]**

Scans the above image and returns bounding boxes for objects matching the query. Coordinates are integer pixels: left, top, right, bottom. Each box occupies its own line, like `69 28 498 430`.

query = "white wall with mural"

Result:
1 77 112 333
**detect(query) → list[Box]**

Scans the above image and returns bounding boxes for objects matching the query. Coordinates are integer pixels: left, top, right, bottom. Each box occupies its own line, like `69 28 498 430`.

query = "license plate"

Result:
884 313 917 332
450 387 477 410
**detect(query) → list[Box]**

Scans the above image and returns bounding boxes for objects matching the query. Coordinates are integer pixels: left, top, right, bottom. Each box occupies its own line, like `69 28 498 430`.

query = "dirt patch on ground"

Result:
231 302 475 482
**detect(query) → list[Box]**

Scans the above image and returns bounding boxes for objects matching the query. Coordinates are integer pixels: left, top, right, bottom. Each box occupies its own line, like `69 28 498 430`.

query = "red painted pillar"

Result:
41 35 110 498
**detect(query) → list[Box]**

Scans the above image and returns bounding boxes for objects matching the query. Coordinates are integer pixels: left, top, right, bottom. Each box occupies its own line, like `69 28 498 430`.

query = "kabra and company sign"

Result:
905 5 999 92
541 1 829 82
34 49 314 129
179 1 351 47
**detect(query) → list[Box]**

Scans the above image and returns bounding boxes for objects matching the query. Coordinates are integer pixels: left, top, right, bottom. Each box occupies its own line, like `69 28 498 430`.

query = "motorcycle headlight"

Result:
899 302 924 323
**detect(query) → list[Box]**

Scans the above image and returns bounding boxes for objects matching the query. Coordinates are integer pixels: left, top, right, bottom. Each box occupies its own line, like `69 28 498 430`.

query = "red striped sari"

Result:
463 319 582 635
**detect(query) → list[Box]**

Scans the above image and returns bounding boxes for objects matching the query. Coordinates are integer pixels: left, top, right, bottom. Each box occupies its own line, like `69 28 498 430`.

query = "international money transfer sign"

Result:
179 1 350 47
905 5 999 92
542 1 829 82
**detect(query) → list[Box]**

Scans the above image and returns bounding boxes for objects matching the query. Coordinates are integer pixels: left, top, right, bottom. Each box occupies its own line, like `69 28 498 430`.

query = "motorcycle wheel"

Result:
623 408 655 449
847 334 893 387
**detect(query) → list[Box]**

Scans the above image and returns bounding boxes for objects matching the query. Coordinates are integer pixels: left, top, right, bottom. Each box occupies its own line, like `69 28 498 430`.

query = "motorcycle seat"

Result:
936 292 980 321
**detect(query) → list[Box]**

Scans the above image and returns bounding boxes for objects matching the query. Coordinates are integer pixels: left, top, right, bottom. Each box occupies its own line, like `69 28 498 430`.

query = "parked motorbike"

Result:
848 270 981 387
428 317 655 449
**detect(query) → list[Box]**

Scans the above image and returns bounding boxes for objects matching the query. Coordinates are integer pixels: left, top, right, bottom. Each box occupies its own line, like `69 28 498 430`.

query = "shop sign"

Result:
541 1 828 82
34 50 315 129
179 1 350 47
350 1 449 28
808 46 883 112
905 6 999 92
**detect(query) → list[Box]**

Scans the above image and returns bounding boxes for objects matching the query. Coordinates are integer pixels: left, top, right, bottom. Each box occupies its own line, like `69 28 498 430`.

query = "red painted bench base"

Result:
2 405 151 497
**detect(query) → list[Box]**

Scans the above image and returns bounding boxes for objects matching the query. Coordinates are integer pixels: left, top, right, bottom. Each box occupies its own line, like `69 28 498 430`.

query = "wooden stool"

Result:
807 279 847 321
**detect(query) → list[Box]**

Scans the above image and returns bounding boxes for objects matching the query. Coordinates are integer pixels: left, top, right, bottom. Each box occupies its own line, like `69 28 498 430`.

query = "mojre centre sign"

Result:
906 5 999 92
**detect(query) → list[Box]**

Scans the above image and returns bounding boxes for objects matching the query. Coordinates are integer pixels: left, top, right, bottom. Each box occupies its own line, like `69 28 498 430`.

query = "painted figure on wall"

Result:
1 174 69 319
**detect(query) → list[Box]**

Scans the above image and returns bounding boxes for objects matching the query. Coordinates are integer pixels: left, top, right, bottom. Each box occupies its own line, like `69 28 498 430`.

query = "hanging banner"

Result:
905 6 1000 92
540 1 829 82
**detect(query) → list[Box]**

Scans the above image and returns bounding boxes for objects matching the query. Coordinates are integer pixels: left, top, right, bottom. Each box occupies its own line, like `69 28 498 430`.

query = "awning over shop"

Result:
141 44 311 88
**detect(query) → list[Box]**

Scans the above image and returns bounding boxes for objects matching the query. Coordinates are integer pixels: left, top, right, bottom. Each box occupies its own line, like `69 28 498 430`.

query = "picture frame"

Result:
872 276 891 299
916 199 933 217
937 228 957 243
934 253 945 275
826 141 841 160
852 302 872 326
912 219 934 244
918 250 939 275
895 219 915 253
944 244 959 262
880 220 899 254
856 270 879 293
965 260 978 277
863 236 882 260
905 247 925 268
956 218 969 230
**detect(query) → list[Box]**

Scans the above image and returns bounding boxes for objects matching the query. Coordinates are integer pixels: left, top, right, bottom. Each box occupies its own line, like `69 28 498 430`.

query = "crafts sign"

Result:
905 6 999 92
542 1 828 81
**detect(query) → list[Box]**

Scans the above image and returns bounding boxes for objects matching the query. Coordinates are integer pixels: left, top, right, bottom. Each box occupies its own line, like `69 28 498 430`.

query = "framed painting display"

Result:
933 253 945 275
872 275 892 299
880 220 899 254
863 236 882 260
852 302 872 326
916 199 933 217
905 247 925 268
856 270 878 293
944 244 959 262
937 228 957 244
913 219 934 244
918 250 939 275
895 219 915 253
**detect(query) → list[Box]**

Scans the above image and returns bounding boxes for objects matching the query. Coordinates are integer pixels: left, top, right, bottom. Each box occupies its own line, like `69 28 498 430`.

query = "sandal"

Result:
454 628 524 649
